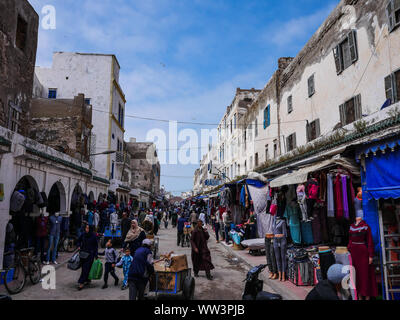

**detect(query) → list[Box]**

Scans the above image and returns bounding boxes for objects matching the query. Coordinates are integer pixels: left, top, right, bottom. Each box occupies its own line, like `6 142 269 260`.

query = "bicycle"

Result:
1 247 42 295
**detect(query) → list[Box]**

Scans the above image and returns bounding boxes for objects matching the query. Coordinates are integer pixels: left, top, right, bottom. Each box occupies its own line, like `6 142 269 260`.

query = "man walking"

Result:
177 214 187 246
190 220 214 280
128 239 154 300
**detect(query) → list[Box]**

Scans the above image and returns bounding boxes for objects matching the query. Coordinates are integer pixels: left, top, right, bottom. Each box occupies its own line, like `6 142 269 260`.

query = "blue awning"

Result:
360 136 400 200
245 179 267 188
356 135 400 160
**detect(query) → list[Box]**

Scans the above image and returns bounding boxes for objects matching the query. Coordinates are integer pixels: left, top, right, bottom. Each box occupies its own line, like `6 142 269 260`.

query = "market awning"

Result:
269 156 359 188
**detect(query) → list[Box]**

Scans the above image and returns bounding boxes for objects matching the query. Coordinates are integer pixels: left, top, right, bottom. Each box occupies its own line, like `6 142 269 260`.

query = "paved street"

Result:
0 224 268 300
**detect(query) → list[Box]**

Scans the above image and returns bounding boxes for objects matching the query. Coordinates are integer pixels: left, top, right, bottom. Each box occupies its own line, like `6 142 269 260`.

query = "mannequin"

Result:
265 232 278 280
46 212 62 265
273 216 288 281
35 211 49 263
296 184 308 222
348 188 378 300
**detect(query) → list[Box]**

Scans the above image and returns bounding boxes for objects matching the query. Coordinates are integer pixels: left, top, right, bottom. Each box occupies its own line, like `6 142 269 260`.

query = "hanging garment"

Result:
348 220 378 298
247 184 271 237
10 191 26 212
297 190 308 222
300 221 314 245
319 172 327 202
284 205 301 244
327 174 335 217
306 179 320 200
311 207 322 244
334 175 344 219
265 237 277 274
240 186 246 207
341 175 349 220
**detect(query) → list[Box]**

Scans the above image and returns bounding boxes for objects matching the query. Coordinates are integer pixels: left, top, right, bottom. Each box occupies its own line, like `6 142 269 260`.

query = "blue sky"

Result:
29 0 338 195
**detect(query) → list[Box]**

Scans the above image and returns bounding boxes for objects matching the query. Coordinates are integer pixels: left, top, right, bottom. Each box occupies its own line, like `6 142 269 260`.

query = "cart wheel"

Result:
182 276 195 300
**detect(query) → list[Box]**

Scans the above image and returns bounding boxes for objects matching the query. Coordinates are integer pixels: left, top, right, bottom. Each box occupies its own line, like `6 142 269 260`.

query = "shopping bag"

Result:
88 259 103 280
67 252 81 271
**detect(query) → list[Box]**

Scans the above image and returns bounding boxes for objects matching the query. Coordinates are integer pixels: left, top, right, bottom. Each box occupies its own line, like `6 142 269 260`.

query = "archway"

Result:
10 175 40 249
98 193 103 203
89 191 95 203
47 182 67 215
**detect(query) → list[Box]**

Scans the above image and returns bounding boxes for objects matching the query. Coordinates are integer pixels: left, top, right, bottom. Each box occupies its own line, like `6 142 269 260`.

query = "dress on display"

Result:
348 220 378 298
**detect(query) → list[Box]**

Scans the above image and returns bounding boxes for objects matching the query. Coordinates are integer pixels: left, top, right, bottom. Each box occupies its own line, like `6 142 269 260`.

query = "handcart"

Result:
149 268 195 300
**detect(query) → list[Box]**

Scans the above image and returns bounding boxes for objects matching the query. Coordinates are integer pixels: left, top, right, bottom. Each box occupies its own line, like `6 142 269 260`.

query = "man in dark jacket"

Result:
177 214 187 246
120 212 131 242
128 239 154 300
306 264 351 300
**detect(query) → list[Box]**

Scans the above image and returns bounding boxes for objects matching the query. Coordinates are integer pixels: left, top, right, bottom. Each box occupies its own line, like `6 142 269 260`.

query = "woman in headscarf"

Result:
76 223 98 291
123 220 146 257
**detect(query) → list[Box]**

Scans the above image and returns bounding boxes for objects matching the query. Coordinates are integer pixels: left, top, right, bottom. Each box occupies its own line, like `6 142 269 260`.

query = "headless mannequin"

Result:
273 217 287 282
265 232 278 280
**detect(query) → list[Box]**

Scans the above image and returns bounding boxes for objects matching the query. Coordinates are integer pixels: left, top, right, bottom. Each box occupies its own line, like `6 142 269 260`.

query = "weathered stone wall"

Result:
0 0 38 135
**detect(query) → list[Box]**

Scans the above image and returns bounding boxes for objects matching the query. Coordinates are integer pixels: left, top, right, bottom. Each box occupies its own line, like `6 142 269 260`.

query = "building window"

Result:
255 118 258 137
111 161 115 179
234 114 237 129
385 69 400 105
288 96 293 113
286 133 297 152
255 153 259 167
339 94 362 126
308 75 315 97
48 88 57 99
84 98 91 105
387 0 400 32
264 105 271 129
265 145 269 161
333 30 358 75
118 104 124 128
16 15 28 51
8 102 21 133
273 140 278 158
306 119 321 142
230 120 233 134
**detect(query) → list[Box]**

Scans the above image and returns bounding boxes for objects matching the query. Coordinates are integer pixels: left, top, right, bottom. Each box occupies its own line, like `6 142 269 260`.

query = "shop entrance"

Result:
88 191 94 203
47 182 66 215
378 198 400 300
10 176 40 249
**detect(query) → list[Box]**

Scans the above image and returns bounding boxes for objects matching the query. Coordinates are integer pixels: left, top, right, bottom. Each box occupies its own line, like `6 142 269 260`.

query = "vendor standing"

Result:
190 219 214 280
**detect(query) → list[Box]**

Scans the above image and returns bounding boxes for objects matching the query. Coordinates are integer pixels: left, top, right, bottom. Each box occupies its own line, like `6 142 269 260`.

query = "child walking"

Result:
116 247 133 290
100 239 119 289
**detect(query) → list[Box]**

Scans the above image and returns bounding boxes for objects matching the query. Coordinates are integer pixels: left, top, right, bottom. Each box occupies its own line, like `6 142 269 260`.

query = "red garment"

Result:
36 216 48 238
348 220 378 298
334 175 344 219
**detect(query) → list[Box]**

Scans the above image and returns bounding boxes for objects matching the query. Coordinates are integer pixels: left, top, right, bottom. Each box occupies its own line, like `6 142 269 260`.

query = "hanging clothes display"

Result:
341 175 349 220
247 184 272 238
334 174 344 219
327 174 335 218
284 205 301 244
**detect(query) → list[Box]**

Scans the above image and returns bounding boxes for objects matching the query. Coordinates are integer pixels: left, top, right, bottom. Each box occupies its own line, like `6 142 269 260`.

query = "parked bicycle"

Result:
1 247 42 295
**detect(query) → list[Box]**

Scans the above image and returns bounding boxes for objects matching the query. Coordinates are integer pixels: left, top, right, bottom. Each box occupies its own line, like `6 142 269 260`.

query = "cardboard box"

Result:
169 254 188 272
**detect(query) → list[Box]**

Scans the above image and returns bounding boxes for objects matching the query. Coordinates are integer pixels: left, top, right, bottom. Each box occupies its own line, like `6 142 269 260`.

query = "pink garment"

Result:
296 184 305 194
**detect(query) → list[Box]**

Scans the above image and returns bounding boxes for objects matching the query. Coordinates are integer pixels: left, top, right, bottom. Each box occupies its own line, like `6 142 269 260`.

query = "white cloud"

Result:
265 2 337 47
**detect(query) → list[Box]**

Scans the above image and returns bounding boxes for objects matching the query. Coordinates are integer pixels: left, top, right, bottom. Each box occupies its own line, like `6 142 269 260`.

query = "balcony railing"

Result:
116 151 131 165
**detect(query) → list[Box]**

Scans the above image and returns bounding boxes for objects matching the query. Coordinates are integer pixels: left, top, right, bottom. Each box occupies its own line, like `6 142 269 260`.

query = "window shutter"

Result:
354 94 362 120
286 136 290 152
395 0 400 24
293 133 297 149
339 104 346 126
315 119 321 138
267 105 271 127
385 74 394 104
264 108 267 129
348 30 358 63
333 46 342 74
308 75 315 97
387 0 395 31
306 122 311 142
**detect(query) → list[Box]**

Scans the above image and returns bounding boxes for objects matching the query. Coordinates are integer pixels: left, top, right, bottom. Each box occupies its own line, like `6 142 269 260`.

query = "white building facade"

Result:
34 52 128 192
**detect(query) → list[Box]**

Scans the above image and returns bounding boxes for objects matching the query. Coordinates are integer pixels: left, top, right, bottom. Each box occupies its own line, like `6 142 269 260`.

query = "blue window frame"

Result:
48 89 57 99
264 105 270 129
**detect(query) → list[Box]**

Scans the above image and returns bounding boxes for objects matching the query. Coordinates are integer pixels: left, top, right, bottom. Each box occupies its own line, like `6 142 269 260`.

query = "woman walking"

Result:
76 224 98 291
123 220 146 257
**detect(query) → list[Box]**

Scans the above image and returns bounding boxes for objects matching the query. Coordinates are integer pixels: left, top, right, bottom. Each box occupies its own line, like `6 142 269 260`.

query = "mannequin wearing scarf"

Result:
123 220 146 257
